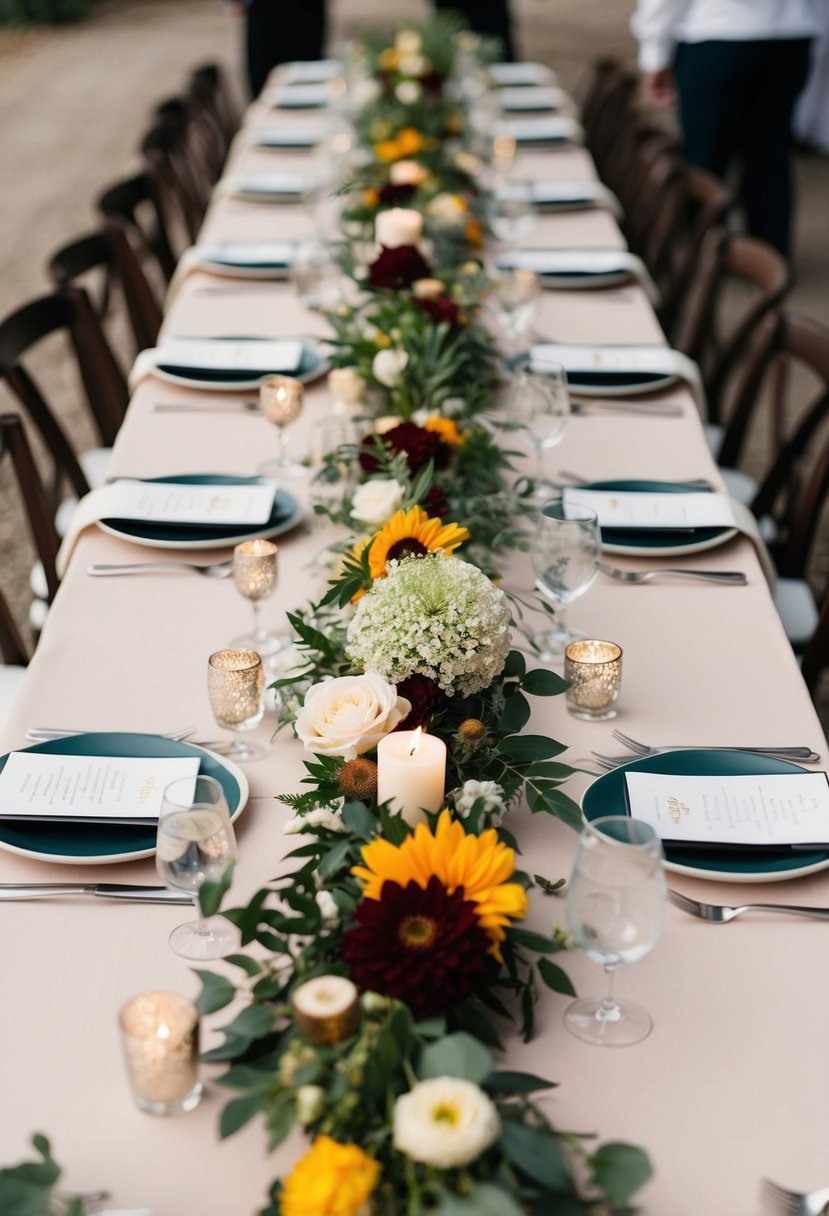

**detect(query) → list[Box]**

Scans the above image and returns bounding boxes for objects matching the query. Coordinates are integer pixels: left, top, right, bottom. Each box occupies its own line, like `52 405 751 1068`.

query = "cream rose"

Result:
328 366 364 406
351 478 405 526
411 277 445 300
295 672 411 760
389 159 429 187
372 348 409 388
395 29 422 55
393 1077 500 1168
395 80 422 105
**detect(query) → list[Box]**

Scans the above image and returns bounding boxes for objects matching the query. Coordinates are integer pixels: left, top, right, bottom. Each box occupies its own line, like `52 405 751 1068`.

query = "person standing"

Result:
631 0 824 257
227 0 327 100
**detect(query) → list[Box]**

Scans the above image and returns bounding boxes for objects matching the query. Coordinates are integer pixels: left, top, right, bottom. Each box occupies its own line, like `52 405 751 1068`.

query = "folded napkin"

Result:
165 243 296 305
239 125 323 150
528 342 703 406
499 85 573 114
496 249 659 304
276 58 344 85
494 115 584 145
215 173 312 202
265 83 332 109
129 337 304 391
490 61 557 87
508 179 622 219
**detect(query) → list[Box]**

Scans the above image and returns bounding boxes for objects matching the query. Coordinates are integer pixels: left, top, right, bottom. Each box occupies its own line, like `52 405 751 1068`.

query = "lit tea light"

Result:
376 726 447 827
564 640 623 720
119 991 202 1116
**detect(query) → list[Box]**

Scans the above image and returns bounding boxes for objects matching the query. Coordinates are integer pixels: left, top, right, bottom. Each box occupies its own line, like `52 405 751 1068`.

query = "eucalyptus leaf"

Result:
198 858 235 917
538 958 577 997
419 1032 493 1084
588 1142 653 1208
437 1183 524 1216
223 1003 275 1039
485 1070 558 1094
500 734 567 762
193 969 237 1015
500 1120 571 1190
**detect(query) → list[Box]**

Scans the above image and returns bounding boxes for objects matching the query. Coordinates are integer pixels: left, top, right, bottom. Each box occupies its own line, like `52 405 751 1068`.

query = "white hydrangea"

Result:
283 803 348 835
393 1076 500 1167
452 779 507 822
315 889 340 928
347 554 511 696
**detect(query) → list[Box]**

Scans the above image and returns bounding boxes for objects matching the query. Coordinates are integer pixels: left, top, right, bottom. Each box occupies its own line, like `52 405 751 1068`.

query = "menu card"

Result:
624 771 829 851
107 479 278 526
157 337 303 374
562 487 736 531
199 242 296 267
0 753 201 824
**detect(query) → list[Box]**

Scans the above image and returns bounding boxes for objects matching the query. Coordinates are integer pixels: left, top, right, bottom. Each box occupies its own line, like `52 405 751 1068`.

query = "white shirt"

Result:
631 0 825 71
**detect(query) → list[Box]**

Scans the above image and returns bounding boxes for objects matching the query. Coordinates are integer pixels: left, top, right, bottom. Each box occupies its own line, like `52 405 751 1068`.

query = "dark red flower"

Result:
369 243 432 290
419 483 449 518
395 673 448 730
419 71 446 97
341 876 489 1018
414 295 464 328
377 182 417 205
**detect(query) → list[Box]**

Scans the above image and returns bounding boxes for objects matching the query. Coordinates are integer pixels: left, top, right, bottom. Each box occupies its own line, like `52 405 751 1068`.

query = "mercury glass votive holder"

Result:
207 648 265 731
564 640 623 721
119 991 202 1116
233 539 278 601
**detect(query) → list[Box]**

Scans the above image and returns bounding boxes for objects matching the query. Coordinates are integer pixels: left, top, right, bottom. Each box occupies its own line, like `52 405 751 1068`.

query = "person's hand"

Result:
642 68 676 108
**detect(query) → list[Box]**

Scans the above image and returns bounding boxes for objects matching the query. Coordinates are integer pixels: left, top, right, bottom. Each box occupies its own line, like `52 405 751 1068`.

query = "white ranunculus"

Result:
295 1083 325 1125
395 29 422 55
390 159 429 187
295 672 411 760
283 803 348 835
393 1077 500 1168
351 478 405 526
328 366 364 406
395 80 422 105
372 348 409 388
453 779 507 822
315 890 340 929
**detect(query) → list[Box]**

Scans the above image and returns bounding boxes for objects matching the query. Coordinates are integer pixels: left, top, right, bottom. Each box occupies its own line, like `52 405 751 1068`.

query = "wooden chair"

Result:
607 122 681 237
97 171 181 284
141 121 205 244
585 67 639 183
189 63 239 159
0 583 29 730
1 411 62 607
48 228 162 356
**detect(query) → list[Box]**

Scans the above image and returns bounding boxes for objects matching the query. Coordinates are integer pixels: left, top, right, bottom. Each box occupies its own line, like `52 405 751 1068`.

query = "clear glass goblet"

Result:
156 775 239 961
531 499 600 659
231 539 290 660
487 181 538 246
564 816 665 1046
207 648 268 762
258 374 307 479
509 366 570 497
493 268 541 353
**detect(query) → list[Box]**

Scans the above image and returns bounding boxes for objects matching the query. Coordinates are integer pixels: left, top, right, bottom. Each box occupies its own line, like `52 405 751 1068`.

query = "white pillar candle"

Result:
375 207 423 249
376 727 447 827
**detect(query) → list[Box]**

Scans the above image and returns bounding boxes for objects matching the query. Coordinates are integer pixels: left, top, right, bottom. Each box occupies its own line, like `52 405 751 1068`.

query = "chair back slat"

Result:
0 413 61 604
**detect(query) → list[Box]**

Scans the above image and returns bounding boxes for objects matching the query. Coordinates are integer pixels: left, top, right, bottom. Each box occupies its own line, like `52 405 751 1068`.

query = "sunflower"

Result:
280 1136 379 1216
352 809 528 958
367 507 469 581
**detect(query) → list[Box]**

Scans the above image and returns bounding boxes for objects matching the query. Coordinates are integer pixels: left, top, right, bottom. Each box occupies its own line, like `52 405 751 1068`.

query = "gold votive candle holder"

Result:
119 991 202 1116
260 374 303 428
564 640 623 721
233 539 278 601
208 648 265 731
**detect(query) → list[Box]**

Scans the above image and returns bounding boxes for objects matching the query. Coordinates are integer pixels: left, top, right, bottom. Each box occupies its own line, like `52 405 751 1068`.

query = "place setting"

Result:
129 334 331 390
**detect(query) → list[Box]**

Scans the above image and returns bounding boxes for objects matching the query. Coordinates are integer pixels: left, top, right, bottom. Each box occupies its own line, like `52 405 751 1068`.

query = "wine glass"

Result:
531 499 600 659
509 367 570 496
258 374 307 479
564 816 665 1046
232 540 290 660
492 268 541 352
207 648 268 762
156 775 239 961
487 181 537 247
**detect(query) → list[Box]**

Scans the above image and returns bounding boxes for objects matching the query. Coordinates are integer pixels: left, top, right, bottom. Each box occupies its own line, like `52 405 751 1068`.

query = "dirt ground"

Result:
1 0 828 704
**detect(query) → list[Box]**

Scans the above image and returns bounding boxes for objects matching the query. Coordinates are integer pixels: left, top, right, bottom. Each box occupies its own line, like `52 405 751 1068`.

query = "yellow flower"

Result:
378 46 401 71
367 507 469 581
375 126 425 163
353 809 528 957
465 218 484 249
362 187 380 208
423 417 464 447
281 1136 379 1216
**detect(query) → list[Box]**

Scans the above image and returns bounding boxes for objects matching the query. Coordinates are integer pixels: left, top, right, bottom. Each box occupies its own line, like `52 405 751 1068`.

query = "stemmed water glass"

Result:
531 499 601 659
564 816 665 1046
259 374 307 479
510 366 570 496
232 540 290 660
492 268 541 353
156 775 239 961
487 181 538 246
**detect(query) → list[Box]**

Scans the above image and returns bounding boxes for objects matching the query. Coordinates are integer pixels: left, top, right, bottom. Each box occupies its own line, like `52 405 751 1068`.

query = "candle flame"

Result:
410 726 423 757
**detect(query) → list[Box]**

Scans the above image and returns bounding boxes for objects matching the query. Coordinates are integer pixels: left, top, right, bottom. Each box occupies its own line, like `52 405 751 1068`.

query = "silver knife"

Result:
152 400 263 414
0 883 194 903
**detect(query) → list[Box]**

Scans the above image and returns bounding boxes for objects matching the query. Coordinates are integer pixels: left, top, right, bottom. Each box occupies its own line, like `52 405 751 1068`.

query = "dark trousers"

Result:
245 0 327 98
674 38 812 257
434 0 516 62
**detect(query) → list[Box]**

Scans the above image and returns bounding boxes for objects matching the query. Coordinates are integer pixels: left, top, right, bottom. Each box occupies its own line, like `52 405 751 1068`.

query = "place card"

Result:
156 337 303 375
497 249 631 275
199 242 296 267
0 753 201 824
623 771 829 851
106 479 278 527
562 487 737 531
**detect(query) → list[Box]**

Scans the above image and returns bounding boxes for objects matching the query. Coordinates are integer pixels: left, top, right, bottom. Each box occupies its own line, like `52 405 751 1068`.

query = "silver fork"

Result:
598 561 746 585
668 889 829 924
26 726 196 743
612 729 819 762
87 560 234 578
762 1178 829 1214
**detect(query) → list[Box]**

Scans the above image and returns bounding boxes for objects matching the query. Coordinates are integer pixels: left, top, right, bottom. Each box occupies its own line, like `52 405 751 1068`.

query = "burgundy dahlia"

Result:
414 294 464 328
369 243 432 290
395 673 449 730
419 483 449 519
341 876 489 1018
377 182 417 206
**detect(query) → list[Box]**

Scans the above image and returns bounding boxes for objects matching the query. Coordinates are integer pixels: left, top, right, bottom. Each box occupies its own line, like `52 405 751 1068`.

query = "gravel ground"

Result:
1 0 828 707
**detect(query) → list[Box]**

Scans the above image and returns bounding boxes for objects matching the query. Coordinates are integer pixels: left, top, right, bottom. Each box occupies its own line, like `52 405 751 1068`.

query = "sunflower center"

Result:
431 1102 460 1126
386 538 429 563
398 914 437 949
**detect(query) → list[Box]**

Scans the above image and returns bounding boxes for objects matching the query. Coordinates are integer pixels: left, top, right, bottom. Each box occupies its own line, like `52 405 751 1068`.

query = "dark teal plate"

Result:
156 340 328 388
583 749 829 882
0 733 249 865
100 474 302 549
580 478 734 556
510 351 674 395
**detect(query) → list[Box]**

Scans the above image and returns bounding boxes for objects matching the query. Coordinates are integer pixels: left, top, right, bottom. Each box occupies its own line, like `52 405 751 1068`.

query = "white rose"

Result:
328 366 364 406
426 193 466 227
395 29 422 55
393 1077 500 1168
351 478 405 526
390 160 429 187
399 53 429 77
296 1084 325 1125
372 348 409 388
396 80 422 105
295 672 411 760
315 890 339 929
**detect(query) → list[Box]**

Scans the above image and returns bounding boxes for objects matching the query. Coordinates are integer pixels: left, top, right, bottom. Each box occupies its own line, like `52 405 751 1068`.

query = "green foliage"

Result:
0 1135 83 1216
0 0 90 23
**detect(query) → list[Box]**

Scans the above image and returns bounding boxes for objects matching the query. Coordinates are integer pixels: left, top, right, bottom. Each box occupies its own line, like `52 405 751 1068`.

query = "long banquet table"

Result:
1 73 827 1216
